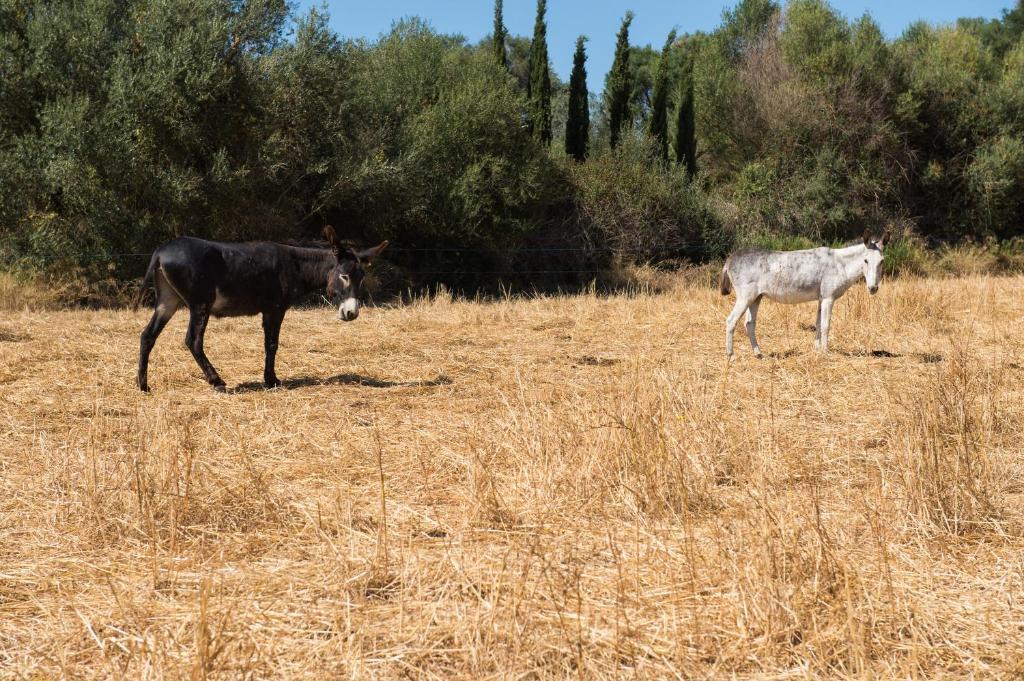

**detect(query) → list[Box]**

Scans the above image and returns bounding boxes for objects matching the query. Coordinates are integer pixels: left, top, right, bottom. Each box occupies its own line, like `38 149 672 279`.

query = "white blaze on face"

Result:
338 297 360 320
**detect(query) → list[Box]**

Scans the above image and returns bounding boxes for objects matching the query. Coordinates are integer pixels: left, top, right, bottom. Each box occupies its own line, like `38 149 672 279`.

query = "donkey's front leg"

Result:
814 300 823 350
817 298 835 353
262 309 285 389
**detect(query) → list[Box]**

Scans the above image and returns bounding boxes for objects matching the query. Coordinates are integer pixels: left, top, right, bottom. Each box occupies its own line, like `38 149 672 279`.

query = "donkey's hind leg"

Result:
745 297 763 358
138 273 180 392
725 297 752 360
185 307 226 391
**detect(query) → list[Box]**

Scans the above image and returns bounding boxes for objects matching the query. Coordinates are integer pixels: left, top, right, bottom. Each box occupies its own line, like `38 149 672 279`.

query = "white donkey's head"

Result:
862 230 890 295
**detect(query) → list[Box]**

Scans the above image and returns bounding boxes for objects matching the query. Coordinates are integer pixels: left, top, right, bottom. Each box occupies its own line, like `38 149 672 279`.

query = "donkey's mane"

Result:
280 238 330 250
280 237 363 255
733 237 877 257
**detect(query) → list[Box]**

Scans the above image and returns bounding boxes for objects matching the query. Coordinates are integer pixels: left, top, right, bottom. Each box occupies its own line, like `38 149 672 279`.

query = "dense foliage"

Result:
1 0 1023 291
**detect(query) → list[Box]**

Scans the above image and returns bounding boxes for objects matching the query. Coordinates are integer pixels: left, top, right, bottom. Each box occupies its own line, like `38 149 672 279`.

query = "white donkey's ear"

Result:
863 229 873 246
880 231 891 247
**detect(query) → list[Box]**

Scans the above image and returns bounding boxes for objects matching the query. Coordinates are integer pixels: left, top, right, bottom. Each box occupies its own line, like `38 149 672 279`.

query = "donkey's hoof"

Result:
753 351 763 359
139 383 150 393
212 381 227 393
264 378 282 389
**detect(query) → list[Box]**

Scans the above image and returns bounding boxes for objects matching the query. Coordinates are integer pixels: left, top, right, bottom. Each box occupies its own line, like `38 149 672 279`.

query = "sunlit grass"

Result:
1 276 1023 677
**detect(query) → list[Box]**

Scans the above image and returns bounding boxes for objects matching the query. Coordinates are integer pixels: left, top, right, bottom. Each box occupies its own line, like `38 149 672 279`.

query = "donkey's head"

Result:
323 226 389 321
862 229 890 295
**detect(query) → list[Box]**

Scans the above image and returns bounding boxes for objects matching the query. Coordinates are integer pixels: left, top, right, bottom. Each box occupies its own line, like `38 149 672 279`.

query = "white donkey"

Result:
720 230 889 359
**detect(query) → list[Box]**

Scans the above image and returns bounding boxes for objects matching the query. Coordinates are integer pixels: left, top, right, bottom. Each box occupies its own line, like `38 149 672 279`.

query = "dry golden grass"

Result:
0 271 68 312
2 276 1024 678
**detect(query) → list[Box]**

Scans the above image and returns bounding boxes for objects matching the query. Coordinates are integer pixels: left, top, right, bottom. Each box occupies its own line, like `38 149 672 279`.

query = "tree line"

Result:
1 0 1023 291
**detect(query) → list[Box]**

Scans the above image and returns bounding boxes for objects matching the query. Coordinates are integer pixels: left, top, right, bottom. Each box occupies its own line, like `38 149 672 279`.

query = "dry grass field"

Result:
2 275 1024 678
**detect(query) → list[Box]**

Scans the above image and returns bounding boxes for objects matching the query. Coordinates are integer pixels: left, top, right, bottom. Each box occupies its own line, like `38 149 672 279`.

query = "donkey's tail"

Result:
133 253 158 311
719 265 732 296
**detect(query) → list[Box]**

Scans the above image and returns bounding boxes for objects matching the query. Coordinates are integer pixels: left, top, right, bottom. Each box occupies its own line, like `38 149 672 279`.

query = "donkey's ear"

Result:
356 240 389 264
323 225 340 249
863 229 873 246
880 231 891 247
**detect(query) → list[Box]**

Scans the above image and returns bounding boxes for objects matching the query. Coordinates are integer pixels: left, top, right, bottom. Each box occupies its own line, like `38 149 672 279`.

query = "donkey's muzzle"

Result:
868 286 879 295
337 298 361 321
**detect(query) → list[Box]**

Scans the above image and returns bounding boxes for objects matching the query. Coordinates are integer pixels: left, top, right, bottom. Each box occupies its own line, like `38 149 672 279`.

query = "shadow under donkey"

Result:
760 346 942 363
232 372 452 393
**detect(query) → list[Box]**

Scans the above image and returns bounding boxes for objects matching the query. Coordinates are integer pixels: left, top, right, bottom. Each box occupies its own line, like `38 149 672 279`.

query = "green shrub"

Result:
966 135 1024 238
570 135 724 263
780 0 851 85
880 233 930 276
399 48 556 243
735 231 816 251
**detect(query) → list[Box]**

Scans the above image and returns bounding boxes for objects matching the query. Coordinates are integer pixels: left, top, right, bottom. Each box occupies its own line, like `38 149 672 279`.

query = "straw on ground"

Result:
1 276 1023 678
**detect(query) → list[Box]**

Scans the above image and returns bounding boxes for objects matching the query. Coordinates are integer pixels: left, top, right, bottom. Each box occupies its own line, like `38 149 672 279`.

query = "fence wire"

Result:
8 242 710 278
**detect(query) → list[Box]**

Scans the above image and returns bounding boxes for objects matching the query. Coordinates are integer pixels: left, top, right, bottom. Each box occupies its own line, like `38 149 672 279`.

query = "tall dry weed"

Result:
886 343 1007 535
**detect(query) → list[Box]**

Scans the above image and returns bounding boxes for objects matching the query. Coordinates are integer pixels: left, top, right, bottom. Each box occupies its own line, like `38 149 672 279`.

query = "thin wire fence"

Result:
20 245 705 257
6 243 714 278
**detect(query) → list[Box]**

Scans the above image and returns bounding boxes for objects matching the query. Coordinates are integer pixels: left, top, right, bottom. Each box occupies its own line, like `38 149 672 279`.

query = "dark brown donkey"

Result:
136 227 388 392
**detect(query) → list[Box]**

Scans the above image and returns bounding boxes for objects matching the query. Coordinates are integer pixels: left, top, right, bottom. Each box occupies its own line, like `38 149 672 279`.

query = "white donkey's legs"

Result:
817 297 835 352
725 297 751 360
814 301 823 349
744 298 762 358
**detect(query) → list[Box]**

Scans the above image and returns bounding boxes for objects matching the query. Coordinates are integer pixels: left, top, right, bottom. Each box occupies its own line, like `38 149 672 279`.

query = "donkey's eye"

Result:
338 274 350 287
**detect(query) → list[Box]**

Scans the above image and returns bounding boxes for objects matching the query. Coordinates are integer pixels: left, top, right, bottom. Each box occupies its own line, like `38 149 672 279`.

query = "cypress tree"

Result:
649 29 676 162
674 61 697 177
527 0 552 145
565 36 590 162
606 11 634 150
493 0 508 69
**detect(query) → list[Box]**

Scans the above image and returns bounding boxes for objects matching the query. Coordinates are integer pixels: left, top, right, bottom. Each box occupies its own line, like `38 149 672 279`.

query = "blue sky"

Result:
292 1 1013 82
